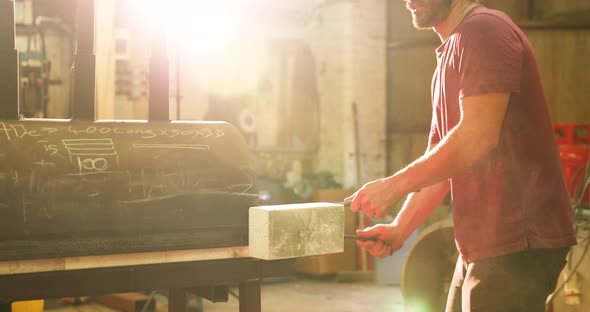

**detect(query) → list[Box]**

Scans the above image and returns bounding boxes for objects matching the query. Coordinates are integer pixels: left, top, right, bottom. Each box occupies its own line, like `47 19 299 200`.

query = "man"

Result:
345 0 577 311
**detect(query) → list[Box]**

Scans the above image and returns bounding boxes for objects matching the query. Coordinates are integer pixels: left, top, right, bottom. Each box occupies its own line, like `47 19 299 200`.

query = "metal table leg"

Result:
168 289 187 312
239 280 261 312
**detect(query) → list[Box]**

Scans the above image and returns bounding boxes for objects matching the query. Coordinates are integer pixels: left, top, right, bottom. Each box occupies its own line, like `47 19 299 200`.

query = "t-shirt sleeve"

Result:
456 14 523 98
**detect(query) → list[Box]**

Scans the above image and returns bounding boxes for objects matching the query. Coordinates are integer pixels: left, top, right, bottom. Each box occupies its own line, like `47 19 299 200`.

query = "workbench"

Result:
0 247 294 312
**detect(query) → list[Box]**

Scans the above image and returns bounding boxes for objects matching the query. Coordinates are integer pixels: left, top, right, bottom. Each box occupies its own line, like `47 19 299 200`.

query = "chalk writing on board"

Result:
34 160 56 168
41 127 59 134
62 139 117 157
68 126 226 139
62 138 120 174
0 120 258 245
37 140 66 159
0 122 227 141
132 143 211 150
226 167 256 195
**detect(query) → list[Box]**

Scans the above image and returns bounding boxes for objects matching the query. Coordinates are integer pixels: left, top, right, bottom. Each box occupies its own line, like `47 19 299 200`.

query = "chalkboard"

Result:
0 119 259 261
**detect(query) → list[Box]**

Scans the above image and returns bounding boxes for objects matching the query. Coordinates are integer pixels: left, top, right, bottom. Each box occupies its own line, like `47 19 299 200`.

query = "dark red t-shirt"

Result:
431 6 576 262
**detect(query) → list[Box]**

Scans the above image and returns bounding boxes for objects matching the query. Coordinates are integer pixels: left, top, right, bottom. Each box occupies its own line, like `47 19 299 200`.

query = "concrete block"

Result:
249 203 345 260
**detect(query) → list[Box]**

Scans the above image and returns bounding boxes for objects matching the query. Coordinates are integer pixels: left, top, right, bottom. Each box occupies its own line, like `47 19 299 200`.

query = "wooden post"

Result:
525 0 535 20
0 0 19 119
72 0 96 120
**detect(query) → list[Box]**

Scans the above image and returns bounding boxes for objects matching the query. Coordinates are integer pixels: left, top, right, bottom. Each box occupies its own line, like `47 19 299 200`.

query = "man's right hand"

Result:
356 223 406 259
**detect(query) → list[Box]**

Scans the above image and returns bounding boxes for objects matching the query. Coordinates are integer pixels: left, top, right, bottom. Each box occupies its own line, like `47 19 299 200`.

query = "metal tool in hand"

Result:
341 201 377 242
344 234 377 242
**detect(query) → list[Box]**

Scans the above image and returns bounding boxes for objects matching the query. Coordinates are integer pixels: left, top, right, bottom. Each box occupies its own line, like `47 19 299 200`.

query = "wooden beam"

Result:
0 246 249 275
518 20 590 30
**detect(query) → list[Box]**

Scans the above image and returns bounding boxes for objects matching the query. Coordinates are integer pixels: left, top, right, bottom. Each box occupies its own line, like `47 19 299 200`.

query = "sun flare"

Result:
136 0 240 54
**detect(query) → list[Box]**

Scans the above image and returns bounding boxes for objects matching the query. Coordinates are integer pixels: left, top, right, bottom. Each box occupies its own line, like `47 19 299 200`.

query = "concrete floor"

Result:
44 277 404 312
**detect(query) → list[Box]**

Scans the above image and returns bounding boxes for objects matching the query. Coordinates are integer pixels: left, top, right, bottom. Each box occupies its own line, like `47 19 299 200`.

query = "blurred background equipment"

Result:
15 0 73 118
549 123 590 312
401 219 456 312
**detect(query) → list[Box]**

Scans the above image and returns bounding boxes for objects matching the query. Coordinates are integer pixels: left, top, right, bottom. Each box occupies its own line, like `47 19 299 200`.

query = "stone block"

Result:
249 202 344 260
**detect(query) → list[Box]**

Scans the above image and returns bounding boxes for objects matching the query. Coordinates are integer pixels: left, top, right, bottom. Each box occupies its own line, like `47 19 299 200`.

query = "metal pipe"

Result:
0 0 19 119
72 0 96 120
148 30 170 121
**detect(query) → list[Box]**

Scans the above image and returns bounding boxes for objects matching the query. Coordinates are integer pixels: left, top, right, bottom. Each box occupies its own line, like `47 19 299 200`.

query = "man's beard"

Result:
410 0 453 29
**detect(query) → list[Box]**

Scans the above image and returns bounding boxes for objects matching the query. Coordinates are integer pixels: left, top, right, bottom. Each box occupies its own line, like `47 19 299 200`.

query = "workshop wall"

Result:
527 30 590 124
533 0 590 19
306 0 388 188
386 0 437 176
485 0 590 124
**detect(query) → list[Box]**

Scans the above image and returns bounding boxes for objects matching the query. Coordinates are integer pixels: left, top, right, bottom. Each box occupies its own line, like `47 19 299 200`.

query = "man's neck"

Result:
433 1 479 42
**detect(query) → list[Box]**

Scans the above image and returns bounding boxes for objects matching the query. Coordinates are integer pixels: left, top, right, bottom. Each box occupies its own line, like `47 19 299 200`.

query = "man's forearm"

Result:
393 180 450 240
389 93 508 196
390 122 496 197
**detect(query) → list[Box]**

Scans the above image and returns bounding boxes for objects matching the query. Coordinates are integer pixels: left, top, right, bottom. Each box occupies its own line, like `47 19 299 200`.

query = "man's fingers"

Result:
357 240 375 249
373 247 393 259
343 196 353 206
361 203 376 218
357 238 394 259
374 210 385 219
356 226 378 238
349 195 361 212
368 241 389 258
372 241 387 254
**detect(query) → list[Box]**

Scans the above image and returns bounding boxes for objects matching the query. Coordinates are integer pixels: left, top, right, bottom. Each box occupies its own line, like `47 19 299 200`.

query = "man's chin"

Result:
412 19 433 30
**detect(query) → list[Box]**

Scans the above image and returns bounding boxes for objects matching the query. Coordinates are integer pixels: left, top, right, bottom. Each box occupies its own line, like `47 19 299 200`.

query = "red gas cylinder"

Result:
554 124 590 145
